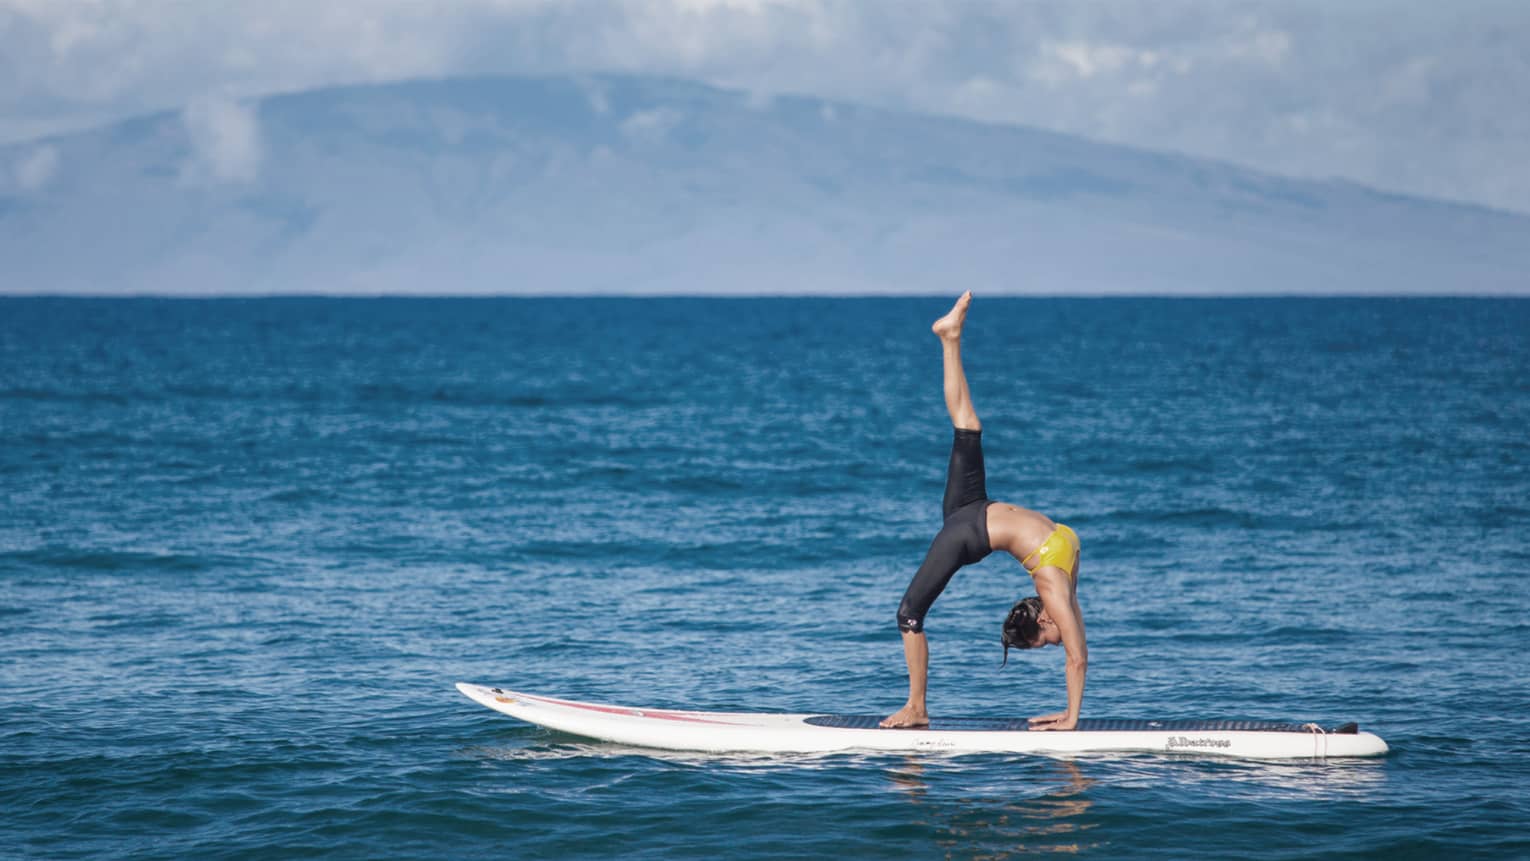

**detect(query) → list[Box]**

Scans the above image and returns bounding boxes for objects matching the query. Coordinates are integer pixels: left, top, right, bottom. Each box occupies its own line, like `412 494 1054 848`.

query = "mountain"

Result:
2 75 1526 295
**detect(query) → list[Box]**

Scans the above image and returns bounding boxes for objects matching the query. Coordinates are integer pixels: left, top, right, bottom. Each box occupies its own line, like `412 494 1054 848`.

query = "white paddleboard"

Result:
456 683 1388 759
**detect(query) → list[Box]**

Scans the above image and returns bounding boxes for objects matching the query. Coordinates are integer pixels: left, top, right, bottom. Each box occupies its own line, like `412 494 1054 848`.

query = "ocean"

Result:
2 296 1527 859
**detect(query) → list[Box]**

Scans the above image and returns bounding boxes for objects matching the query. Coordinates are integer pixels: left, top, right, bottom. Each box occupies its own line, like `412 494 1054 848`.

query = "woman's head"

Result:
1000 596 1050 666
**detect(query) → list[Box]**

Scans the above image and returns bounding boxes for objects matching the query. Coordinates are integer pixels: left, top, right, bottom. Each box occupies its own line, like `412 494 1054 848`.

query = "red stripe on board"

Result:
512 691 744 725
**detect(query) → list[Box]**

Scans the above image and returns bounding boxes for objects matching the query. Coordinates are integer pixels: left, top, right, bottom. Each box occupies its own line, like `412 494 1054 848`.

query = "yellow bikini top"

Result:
1021 524 1079 581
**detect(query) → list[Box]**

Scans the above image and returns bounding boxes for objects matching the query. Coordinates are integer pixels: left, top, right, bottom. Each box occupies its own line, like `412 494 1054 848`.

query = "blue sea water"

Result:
2 296 1528 859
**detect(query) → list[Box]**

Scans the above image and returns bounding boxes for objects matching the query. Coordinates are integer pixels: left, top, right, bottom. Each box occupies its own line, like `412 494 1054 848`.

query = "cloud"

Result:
180 96 262 183
620 107 683 143
0 1 1527 212
1034 41 1156 83
14 144 58 190
579 78 611 116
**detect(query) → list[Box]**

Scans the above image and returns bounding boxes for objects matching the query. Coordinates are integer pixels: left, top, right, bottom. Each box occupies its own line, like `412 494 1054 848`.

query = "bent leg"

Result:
884 507 993 728
897 509 991 631
881 632 929 728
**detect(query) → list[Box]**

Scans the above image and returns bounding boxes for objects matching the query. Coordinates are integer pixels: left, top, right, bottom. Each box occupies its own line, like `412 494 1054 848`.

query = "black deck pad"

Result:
803 715 1357 733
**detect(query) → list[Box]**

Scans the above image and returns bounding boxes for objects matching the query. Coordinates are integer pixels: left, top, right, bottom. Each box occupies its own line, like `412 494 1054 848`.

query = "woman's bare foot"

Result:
879 703 930 728
931 291 972 341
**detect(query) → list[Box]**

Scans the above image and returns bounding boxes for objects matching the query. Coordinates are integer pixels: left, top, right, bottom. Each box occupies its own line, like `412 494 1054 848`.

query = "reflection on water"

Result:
1094 753 1388 799
886 758 929 805
882 753 1388 857
462 734 1389 857
890 758 1099 856
468 737 1388 800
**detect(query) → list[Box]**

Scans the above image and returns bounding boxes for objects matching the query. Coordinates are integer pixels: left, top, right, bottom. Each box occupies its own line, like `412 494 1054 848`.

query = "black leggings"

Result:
896 428 993 633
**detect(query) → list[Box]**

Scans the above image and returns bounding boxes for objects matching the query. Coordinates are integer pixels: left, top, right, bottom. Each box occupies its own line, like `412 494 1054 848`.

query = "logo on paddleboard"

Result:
1162 737 1236 752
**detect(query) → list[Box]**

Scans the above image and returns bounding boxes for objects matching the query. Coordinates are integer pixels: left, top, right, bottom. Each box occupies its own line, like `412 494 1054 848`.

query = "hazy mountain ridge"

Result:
2 75 1526 294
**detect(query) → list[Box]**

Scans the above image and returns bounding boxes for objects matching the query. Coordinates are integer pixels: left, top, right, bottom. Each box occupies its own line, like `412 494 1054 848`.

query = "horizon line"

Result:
3 291 1528 301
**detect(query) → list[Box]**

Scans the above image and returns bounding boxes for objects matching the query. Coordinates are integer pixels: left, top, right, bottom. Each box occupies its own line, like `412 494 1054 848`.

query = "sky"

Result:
2 0 1528 214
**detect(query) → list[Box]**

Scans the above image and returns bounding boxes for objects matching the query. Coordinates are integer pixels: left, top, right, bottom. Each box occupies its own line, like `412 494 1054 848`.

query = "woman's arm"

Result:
1029 569 1087 731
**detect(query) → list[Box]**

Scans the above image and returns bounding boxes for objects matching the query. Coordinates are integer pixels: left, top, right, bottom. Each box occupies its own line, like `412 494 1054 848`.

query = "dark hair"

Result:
999 597 1045 667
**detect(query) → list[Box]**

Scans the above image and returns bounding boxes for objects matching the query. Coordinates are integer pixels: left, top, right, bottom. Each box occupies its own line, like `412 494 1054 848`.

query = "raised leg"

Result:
881 294 985 729
932 291 980 432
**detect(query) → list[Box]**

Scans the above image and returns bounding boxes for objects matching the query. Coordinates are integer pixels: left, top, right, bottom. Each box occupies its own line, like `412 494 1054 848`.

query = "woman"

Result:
880 291 1087 731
